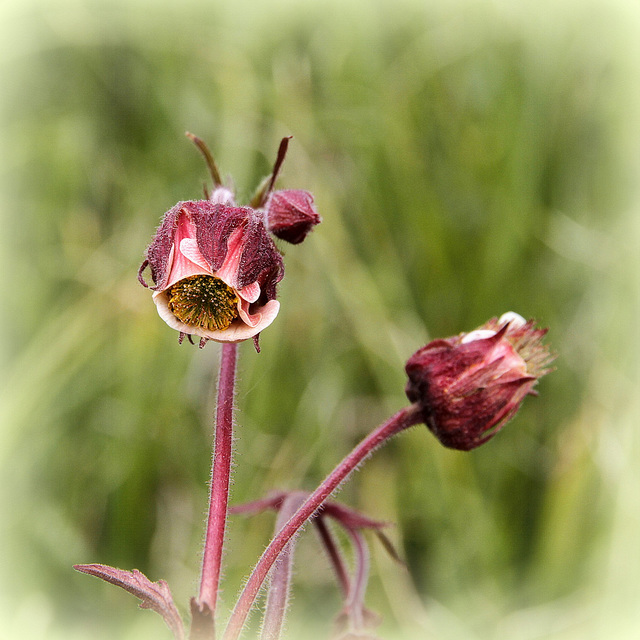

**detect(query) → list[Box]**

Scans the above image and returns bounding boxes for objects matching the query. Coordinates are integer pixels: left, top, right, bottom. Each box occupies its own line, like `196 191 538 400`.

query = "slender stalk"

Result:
222 404 422 640
315 517 350 597
250 136 292 208
344 528 369 630
264 137 292 200
199 342 239 618
260 493 307 640
186 131 223 187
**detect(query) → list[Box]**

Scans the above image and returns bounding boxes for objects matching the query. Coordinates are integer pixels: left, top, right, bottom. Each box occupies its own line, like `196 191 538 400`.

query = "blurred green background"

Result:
1 0 639 638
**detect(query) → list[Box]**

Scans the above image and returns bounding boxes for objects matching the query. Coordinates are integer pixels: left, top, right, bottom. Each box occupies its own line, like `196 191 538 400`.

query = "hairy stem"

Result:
199 342 239 619
315 517 350 597
260 493 307 640
186 131 223 187
222 404 422 640
344 528 369 630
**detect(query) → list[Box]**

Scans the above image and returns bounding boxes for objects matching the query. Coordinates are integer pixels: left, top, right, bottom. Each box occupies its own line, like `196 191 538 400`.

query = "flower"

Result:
138 200 283 347
138 134 321 349
265 189 321 244
405 312 555 450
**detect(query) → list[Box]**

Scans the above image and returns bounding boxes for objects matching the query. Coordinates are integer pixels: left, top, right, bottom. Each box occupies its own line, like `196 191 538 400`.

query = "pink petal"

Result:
209 300 280 342
236 299 280 332
238 299 262 328
238 281 260 303
215 227 245 288
179 238 210 272
163 211 211 289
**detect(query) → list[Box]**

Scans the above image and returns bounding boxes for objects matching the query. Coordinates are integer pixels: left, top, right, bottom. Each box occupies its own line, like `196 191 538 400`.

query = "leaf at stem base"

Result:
73 563 185 640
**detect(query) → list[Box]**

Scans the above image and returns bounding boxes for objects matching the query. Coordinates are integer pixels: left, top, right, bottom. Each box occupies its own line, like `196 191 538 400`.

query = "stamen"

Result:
168 275 239 331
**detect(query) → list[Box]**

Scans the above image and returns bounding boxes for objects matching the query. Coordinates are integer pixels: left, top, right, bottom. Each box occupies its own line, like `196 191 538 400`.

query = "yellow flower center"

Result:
168 275 239 331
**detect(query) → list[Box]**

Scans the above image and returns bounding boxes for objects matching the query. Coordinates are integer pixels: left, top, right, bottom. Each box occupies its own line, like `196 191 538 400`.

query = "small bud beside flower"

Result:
405 313 554 451
266 189 321 244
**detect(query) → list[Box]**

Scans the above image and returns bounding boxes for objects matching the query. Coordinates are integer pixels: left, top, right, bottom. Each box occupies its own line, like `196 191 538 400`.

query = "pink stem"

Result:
315 517 350 597
222 404 422 640
199 342 239 618
344 528 369 630
260 493 307 640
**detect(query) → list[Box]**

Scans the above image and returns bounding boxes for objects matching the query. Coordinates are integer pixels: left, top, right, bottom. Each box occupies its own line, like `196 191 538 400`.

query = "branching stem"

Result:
222 404 422 640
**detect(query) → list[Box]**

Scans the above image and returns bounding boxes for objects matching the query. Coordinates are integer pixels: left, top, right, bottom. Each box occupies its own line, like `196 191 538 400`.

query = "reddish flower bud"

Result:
138 200 283 345
405 313 555 451
265 189 321 244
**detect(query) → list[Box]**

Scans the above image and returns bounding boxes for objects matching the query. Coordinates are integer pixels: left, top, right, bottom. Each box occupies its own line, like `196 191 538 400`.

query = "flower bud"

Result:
265 189 321 244
405 313 554 450
138 200 284 346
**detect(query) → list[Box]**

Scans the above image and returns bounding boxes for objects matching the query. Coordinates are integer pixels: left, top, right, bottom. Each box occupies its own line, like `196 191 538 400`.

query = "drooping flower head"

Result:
138 135 320 349
138 200 284 347
405 312 555 450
